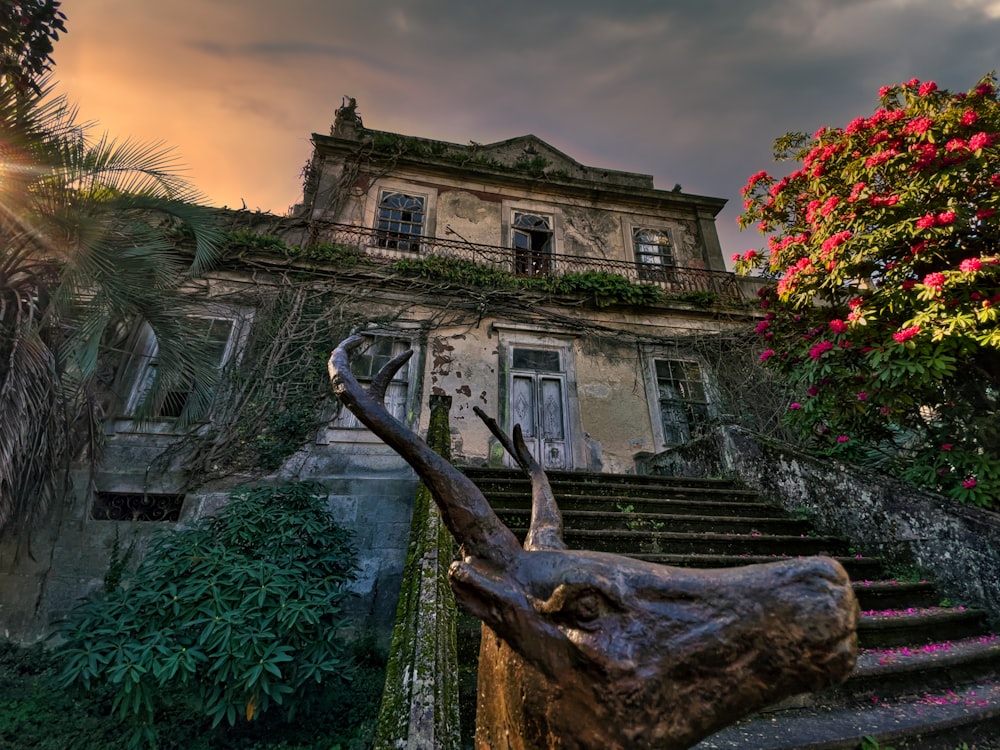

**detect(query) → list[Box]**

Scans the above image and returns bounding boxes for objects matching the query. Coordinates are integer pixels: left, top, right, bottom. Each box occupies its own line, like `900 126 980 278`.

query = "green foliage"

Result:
0 0 66 94
554 271 665 307
225 230 289 254
392 255 520 289
737 74 1000 508
391 257 665 307
0 75 223 533
249 402 319 471
1 637 383 750
56 482 359 748
861 738 895 750
670 290 719 308
285 242 366 267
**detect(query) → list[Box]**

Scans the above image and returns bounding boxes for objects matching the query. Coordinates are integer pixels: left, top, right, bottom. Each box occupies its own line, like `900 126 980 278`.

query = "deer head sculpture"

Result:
329 336 858 750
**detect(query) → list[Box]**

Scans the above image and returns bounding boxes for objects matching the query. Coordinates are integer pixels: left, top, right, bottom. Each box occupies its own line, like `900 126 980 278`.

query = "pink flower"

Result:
857 391 868 401
941 443 953 451
821 196 840 216
879 85 892 98
743 249 759 261
870 194 900 207
809 340 834 360
916 214 937 230
945 138 967 152
923 272 946 289
977 208 996 220
846 117 867 134
963 477 978 489
961 110 979 126
755 320 771 335
807 386 819 396
789 402 802 410
837 435 850 444
918 81 938 96
829 319 848 334
894 326 921 343
903 117 933 135
960 257 982 272
731 253 742 261
865 150 897 168
741 170 771 196
969 132 992 151
759 349 776 361
937 210 956 225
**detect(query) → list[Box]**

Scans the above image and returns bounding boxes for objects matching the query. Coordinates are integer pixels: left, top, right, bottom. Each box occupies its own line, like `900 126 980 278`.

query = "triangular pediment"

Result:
474 135 582 172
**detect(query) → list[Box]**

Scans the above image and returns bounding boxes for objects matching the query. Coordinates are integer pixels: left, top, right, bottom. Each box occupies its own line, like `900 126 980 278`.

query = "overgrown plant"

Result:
737 74 1000 507
56 482 358 749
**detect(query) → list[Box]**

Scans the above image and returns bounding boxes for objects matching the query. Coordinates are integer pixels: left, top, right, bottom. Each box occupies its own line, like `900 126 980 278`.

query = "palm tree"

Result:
0 79 224 535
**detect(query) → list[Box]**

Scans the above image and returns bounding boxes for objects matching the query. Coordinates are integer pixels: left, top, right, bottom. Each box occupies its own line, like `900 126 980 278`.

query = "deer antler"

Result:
473 406 565 551
329 336 520 567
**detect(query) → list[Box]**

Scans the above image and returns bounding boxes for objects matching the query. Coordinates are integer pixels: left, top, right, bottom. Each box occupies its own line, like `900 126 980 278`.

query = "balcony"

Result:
307 221 744 302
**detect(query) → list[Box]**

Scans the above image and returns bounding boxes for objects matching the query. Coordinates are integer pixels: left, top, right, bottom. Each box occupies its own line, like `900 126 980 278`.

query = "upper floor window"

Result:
633 227 675 280
654 358 709 445
122 316 240 421
331 335 411 428
375 191 425 252
512 212 553 275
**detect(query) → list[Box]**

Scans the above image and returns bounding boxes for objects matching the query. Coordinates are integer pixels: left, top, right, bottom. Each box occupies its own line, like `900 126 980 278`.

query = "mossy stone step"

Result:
510 527 848 557
487 492 788 517
628 552 887 580
463 467 744 489
852 580 940 610
482 482 762 503
857 606 991 649
840 635 1000 706
693 680 1000 750
496 508 810 535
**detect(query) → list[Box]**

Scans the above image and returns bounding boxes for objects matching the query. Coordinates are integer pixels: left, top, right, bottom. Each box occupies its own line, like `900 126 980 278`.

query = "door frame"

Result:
493 325 582 470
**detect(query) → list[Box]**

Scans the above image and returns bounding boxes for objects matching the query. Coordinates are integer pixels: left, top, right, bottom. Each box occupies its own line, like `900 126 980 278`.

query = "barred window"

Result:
375 191 425 252
655 359 708 445
91 492 185 522
332 335 411 427
633 227 675 279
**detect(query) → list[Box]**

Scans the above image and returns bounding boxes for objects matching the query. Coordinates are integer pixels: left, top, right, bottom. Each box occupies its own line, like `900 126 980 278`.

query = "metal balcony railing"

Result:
308 221 744 301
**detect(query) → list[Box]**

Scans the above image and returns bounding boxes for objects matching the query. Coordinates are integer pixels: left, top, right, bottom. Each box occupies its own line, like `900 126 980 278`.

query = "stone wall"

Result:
640 426 1000 626
0 442 418 646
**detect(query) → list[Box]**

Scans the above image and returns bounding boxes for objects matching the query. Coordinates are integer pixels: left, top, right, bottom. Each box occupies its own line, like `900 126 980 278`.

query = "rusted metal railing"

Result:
308 221 743 301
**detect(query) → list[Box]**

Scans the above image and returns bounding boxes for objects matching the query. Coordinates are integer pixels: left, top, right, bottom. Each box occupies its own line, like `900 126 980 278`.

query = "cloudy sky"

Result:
55 0 1000 259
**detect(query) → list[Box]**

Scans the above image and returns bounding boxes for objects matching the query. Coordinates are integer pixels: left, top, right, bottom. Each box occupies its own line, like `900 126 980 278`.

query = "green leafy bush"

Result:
1 637 383 750
56 482 359 748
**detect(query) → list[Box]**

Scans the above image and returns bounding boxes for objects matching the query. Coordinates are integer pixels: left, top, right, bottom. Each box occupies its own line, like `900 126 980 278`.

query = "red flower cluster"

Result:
828 319 848 334
809 340 834 360
893 326 921 343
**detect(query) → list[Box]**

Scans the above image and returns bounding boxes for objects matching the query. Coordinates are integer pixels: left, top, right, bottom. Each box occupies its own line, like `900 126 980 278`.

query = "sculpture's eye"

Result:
571 592 603 623
537 583 619 631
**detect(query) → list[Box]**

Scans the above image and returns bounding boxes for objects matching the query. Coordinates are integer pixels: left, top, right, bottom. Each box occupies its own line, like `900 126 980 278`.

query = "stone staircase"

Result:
459 467 1000 750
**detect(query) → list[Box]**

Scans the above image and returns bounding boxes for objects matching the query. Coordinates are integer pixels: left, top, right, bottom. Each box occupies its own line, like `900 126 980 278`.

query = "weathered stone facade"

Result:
0 108 755 644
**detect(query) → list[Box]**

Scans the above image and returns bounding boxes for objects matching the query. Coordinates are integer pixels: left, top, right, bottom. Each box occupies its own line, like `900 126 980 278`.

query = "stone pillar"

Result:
373 395 461 750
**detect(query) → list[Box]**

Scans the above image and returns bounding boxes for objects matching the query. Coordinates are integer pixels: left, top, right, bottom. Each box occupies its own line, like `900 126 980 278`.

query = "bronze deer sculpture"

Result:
329 335 858 750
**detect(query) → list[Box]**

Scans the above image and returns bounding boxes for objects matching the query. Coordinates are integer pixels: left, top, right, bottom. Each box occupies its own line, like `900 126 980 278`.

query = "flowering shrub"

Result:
737 75 1000 508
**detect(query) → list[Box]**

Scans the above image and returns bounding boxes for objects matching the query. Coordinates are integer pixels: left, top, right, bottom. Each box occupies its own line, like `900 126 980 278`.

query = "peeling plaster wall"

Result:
642 426 1000 626
415 323 661 473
